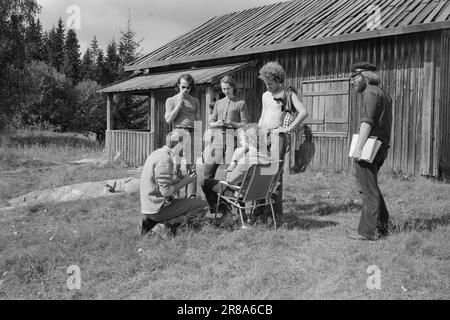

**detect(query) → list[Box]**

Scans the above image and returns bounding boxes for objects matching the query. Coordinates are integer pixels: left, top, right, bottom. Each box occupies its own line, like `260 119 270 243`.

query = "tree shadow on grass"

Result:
391 215 450 233
285 200 362 217
281 215 339 231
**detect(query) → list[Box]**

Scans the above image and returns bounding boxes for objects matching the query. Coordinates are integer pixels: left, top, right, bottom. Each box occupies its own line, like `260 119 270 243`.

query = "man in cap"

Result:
140 130 210 239
349 62 392 241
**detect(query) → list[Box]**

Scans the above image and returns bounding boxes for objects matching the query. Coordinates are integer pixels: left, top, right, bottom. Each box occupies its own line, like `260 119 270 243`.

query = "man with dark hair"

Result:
140 130 209 239
349 62 392 241
203 75 249 181
165 74 201 198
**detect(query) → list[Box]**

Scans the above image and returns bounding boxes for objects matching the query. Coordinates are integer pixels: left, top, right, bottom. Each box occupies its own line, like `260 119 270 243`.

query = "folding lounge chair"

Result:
214 161 282 229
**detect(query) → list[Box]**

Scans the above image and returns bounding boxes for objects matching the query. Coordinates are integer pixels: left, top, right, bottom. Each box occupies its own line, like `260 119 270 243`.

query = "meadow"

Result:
0 131 449 300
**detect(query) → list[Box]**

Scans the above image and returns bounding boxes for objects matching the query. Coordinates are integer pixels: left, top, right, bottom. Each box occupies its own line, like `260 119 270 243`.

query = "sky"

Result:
36 0 291 56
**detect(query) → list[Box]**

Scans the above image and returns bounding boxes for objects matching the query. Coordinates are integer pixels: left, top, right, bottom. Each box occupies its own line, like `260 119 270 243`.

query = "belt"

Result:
216 125 236 134
174 126 194 132
261 127 288 135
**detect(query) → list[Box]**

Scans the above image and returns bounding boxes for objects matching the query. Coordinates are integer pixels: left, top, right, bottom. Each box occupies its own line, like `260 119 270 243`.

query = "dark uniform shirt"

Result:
361 84 392 145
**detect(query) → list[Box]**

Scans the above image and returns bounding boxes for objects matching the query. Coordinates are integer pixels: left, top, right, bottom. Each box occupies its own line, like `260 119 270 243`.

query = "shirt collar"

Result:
163 146 173 157
224 96 237 103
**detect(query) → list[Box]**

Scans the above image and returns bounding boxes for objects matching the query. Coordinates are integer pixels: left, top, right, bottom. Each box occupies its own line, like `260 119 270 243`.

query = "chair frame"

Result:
214 161 283 229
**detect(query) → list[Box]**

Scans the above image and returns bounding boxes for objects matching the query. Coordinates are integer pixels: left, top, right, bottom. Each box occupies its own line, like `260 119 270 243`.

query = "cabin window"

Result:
301 79 350 134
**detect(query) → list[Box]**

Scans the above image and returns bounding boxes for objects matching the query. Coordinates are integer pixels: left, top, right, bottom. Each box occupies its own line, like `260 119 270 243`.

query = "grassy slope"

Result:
1 159 449 299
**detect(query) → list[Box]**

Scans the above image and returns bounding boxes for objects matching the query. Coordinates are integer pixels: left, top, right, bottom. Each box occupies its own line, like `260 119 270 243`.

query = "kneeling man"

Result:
140 130 210 239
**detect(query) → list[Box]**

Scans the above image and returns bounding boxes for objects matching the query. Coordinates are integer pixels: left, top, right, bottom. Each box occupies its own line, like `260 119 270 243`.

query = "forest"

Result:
0 0 147 141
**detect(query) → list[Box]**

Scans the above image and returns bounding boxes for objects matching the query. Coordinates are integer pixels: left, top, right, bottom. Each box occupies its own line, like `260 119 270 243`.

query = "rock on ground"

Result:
8 177 140 208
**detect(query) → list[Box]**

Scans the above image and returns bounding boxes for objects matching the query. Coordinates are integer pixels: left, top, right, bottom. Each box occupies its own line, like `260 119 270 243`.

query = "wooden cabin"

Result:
99 0 450 177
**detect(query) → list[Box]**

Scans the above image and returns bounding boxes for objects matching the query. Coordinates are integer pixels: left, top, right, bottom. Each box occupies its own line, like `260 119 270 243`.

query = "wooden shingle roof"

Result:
126 0 450 71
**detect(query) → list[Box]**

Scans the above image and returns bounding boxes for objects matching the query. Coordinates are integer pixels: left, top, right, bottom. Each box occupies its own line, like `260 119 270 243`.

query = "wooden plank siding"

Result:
235 31 444 175
440 30 450 175
105 130 154 167
104 32 447 175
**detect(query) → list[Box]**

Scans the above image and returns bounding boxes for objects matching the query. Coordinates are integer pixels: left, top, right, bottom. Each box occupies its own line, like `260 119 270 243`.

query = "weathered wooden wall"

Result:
108 31 448 175
105 130 154 166
237 31 445 176
440 30 450 176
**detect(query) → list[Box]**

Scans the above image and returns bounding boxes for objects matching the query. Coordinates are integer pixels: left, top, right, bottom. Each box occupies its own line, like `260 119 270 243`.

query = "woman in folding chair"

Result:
201 123 272 227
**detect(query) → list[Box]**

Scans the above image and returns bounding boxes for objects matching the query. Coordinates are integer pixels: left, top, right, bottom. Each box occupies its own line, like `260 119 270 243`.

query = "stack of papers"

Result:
349 134 382 163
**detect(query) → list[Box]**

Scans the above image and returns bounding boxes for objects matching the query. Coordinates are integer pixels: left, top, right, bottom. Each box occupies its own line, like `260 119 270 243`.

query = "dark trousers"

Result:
173 129 197 197
201 178 221 209
255 131 287 220
142 198 209 230
203 130 236 180
354 145 390 239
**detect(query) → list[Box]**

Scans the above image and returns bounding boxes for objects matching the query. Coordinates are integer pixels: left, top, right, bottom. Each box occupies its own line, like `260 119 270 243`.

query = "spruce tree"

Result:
118 11 143 71
93 49 107 85
25 17 43 61
80 48 94 81
104 39 121 84
46 18 65 72
90 36 99 66
64 28 81 84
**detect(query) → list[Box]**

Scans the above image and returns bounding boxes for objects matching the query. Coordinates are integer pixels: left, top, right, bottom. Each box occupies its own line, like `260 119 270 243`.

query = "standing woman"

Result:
203 75 248 181
165 74 202 198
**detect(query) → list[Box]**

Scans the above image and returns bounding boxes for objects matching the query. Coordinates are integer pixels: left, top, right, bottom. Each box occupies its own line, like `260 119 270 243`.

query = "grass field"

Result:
1 132 449 300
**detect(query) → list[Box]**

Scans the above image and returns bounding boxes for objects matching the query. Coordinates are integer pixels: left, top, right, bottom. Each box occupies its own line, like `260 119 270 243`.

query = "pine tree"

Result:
90 36 99 66
118 11 143 71
46 18 65 72
104 39 121 83
93 49 107 85
25 17 43 62
41 30 50 64
64 28 81 84
80 48 94 81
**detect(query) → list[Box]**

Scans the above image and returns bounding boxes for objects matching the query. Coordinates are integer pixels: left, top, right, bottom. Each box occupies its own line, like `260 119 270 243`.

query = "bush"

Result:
21 61 77 131
72 80 106 142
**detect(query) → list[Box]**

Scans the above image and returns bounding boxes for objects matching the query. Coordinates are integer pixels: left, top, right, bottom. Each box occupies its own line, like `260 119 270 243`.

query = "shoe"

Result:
151 223 170 240
217 201 231 214
141 217 157 236
216 211 234 226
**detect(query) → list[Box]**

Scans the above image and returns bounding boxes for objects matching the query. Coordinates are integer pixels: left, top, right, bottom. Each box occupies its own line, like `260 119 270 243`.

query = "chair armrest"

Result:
218 181 241 191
